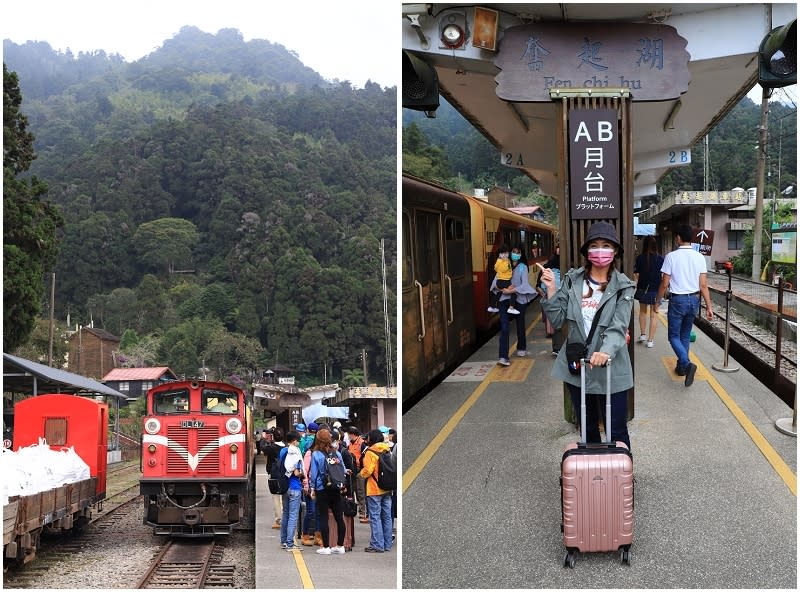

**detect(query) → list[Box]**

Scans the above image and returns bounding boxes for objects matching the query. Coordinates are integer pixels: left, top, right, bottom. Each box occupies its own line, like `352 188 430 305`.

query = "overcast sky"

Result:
1 0 399 89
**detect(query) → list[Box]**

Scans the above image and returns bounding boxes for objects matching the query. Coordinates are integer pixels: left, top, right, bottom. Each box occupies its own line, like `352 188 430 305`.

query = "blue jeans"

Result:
280 488 302 546
567 383 631 451
667 294 700 370
302 492 318 535
498 299 528 359
366 494 393 551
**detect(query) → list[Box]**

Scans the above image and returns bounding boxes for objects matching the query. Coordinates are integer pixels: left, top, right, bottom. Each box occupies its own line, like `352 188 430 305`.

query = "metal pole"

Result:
713 265 739 373
48 272 56 366
774 277 784 373
751 87 769 281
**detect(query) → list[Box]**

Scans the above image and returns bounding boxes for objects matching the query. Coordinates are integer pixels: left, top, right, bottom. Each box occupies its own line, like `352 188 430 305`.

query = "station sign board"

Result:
495 22 690 102
691 227 715 256
772 228 797 264
568 108 619 219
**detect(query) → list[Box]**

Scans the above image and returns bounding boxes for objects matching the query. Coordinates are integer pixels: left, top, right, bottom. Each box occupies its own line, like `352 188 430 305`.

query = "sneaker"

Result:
551 350 558 357
331 546 345 554
316 547 331 555
684 363 697 387
498 358 511 366
271 522 281 530
507 307 520 315
364 547 384 553
516 350 527 357
646 340 654 348
487 306 499 313
285 545 302 552
638 334 647 343
281 542 289 549
675 365 687 376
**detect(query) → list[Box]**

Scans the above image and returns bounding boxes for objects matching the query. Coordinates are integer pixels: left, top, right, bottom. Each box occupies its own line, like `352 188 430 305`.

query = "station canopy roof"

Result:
3 353 126 398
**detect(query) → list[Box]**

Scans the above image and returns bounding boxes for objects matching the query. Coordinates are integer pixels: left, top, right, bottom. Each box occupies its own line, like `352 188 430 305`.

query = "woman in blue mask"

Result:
492 244 537 366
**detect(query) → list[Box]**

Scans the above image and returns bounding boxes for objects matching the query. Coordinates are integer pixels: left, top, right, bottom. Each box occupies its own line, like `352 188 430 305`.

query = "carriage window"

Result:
445 217 466 278
403 214 413 287
44 417 67 446
203 389 239 414
155 390 190 414
415 212 440 285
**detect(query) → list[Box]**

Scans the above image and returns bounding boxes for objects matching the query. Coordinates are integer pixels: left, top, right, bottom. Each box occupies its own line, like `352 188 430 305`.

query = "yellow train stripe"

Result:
291 550 314 588
657 312 796 496
403 314 540 494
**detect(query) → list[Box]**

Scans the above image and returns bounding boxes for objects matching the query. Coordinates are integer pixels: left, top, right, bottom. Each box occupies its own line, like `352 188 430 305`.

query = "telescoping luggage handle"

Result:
579 357 613 446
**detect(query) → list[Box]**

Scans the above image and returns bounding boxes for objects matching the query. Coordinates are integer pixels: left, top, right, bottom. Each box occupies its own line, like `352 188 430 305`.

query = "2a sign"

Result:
568 108 620 220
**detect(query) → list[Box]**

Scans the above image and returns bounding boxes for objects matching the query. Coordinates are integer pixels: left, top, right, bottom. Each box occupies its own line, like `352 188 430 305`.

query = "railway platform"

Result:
402 300 797 588
254 454 397 589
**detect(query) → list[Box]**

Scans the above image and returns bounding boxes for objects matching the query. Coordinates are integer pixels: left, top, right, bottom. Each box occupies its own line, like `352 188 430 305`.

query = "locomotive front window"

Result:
154 390 190 414
202 389 239 414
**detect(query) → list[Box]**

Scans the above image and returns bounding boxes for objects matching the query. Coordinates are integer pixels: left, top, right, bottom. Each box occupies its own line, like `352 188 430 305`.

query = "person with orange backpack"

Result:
346 426 368 523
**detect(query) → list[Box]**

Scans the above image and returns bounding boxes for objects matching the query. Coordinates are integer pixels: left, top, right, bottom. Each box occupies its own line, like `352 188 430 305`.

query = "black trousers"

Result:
315 487 345 547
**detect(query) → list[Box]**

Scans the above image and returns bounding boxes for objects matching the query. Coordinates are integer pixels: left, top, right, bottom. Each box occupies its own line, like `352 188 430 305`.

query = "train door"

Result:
404 210 447 397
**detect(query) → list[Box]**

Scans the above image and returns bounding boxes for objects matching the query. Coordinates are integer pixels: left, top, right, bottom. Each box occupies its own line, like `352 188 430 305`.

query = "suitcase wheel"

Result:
564 550 577 569
620 547 631 565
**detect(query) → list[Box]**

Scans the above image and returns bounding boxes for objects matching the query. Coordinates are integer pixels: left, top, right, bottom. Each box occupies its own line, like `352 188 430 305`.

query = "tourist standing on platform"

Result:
300 423 321 546
280 431 305 551
309 429 347 555
656 224 714 386
493 244 537 365
537 246 563 356
360 429 393 553
539 222 635 450
346 427 368 524
264 427 285 530
634 235 665 348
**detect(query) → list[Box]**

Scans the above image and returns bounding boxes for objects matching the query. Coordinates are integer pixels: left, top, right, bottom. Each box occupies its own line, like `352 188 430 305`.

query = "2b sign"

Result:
568 108 620 220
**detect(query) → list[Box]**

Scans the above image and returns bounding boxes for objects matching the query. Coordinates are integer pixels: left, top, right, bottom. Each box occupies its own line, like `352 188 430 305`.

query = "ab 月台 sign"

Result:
569 108 619 220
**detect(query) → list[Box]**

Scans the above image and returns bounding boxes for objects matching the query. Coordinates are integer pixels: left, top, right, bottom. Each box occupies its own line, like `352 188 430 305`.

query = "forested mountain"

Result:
403 93 797 206
3 27 396 387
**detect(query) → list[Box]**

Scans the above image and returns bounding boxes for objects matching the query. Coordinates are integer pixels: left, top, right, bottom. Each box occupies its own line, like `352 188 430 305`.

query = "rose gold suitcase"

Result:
561 360 633 568
327 508 354 551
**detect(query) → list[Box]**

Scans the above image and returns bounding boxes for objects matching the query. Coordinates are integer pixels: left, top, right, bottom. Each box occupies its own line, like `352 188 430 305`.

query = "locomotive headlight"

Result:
230 444 239 453
148 444 157 453
145 418 161 434
225 418 242 434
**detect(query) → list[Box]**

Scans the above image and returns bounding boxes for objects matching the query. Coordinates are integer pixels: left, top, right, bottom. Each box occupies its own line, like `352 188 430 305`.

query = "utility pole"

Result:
752 87 770 281
361 348 368 387
47 273 55 366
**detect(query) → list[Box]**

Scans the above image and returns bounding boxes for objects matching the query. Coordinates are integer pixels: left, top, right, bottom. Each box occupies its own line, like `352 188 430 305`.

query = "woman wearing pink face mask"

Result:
538 222 635 450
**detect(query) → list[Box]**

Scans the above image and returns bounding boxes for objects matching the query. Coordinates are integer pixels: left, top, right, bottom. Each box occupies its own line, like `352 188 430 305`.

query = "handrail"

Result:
445 275 454 325
415 281 426 341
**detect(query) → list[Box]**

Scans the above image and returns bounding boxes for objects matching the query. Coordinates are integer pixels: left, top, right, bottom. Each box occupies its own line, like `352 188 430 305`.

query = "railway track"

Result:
137 539 236 588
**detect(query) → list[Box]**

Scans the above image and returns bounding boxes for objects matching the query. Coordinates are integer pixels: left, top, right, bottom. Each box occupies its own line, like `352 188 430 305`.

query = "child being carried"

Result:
488 245 519 315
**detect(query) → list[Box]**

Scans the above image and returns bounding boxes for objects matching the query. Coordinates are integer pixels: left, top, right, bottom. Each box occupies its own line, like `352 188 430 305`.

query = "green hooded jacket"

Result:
541 266 635 394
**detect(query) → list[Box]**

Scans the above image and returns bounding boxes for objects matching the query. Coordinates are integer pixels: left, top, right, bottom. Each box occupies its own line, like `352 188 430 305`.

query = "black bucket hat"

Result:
580 222 623 256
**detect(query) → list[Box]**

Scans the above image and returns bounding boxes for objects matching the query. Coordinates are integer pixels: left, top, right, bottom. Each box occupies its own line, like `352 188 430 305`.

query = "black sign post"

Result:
568 108 620 220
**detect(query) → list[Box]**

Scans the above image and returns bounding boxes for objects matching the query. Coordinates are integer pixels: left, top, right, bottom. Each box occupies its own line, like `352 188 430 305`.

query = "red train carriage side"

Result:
140 380 254 536
6 394 108 564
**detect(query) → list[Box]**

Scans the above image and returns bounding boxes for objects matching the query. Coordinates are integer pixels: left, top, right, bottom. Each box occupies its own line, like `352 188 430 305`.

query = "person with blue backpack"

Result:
360 429 394 553
309 428 348 555
279 431 305 551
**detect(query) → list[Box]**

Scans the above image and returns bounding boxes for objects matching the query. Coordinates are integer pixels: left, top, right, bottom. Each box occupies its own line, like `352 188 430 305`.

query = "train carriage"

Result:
403 174 557 406
140 380 254 536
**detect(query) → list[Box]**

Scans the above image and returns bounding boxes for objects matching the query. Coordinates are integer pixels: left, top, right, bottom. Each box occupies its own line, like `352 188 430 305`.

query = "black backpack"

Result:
376 449 397 491
324 450 348 491
268 447 289 494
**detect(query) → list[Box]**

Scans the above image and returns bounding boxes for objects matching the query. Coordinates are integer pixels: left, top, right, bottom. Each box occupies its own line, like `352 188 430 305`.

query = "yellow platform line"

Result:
403 314 540 494
291 550 314 588
656 312 796 496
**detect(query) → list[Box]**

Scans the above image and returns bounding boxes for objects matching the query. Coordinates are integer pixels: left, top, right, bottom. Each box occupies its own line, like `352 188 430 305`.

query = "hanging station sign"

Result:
568 108 620 219
494 23 690 102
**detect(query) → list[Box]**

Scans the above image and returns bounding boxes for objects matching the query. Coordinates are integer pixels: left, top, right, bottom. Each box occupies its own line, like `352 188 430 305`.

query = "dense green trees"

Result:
3 64 64 350
4 29 396 386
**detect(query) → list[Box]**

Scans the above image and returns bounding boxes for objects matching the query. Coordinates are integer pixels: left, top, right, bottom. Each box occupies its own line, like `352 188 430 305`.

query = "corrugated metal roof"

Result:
3 353 126 398
102 367 175 381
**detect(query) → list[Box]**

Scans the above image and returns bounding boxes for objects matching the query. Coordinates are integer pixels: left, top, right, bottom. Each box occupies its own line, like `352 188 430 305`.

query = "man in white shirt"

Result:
656 225 713 387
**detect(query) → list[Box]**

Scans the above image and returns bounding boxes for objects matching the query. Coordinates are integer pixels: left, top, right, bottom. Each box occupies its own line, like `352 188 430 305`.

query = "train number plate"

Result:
181 420 205 428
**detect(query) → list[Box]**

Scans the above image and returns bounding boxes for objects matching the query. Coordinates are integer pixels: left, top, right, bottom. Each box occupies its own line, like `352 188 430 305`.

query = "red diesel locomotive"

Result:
140 380 255 536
